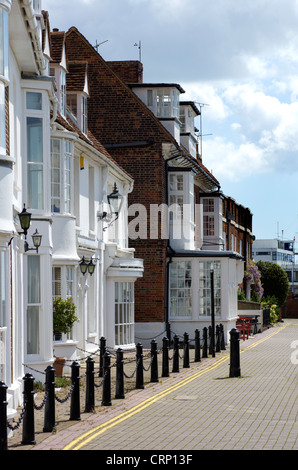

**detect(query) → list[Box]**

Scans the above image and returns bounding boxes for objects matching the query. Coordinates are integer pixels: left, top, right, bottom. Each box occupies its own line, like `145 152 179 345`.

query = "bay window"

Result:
115 282 134 346
169 261 192 317
203 198 215 237
27 256 41 355
157 88 179 118
27 116 43 210
52 265 74 340
199 261 221 317
26 90 45 210
169 173 184 220
51 138 73 214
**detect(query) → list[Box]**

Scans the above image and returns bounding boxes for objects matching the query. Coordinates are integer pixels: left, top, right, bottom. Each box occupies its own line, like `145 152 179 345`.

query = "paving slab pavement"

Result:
7 320 298 452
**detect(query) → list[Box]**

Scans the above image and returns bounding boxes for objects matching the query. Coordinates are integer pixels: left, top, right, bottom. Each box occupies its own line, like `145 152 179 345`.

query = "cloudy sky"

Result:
42 0 298 243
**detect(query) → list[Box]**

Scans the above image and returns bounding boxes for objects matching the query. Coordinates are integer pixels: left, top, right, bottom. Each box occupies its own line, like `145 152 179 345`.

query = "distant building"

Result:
252 238 298 294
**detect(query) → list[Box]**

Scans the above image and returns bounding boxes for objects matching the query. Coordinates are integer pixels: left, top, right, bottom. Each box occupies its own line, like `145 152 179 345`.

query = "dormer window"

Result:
66 62 89 134
156 88 179 118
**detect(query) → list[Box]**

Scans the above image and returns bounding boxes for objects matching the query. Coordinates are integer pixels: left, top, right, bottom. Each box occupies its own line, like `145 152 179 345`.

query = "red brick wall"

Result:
107 61 143 84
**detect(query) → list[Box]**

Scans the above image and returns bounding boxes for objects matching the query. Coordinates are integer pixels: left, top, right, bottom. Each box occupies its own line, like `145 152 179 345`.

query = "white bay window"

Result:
51 138 73 214
169 261 192 317
115 282 134 346
27 256 41 355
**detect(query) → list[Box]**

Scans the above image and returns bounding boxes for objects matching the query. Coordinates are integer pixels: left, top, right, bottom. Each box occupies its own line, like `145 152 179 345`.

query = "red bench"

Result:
236 316 252 341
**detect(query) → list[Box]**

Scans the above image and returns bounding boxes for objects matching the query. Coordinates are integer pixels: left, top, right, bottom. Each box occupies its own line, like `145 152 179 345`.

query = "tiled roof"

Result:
64 27 220 189
66 61 88 92
50 30 65 64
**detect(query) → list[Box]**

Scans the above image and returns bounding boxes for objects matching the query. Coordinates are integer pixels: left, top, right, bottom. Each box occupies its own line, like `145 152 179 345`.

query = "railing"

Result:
1 323 228 450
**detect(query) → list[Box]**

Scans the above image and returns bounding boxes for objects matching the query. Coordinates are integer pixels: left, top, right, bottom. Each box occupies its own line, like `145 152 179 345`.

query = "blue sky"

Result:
42 0 298 244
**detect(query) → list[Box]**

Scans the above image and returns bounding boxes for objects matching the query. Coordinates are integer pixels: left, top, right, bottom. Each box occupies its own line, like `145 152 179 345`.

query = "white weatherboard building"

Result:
0 0 143 413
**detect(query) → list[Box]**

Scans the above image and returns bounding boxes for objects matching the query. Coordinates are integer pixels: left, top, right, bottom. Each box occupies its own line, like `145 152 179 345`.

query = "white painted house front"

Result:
0 0 143 411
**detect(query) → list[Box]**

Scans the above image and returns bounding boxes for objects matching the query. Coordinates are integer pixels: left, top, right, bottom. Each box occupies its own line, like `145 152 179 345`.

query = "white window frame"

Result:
26 255 41 357
156 88 180 119
60 69 66 117
51 138 73 215
52 265 75 341
81 94 88 134
169 261 192 318
169 173 184 220
25 90 45 211
115 282 135 346
199 261 221 317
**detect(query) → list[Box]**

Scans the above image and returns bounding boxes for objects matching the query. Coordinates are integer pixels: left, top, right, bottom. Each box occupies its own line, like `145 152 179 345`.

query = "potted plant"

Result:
53 296 78 376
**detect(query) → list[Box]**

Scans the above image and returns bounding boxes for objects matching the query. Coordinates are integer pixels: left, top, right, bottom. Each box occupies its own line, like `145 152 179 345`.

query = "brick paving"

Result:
7 320 298 451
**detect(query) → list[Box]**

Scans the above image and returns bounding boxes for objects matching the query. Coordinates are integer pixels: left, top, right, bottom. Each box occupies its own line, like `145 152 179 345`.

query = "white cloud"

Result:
203 137 270 182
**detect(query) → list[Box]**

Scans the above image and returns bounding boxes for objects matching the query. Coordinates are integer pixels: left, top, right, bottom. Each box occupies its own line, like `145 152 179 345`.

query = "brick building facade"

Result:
63 26 253 345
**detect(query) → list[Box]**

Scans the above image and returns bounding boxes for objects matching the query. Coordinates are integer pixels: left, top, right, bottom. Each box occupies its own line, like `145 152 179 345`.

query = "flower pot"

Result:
53 357 66 377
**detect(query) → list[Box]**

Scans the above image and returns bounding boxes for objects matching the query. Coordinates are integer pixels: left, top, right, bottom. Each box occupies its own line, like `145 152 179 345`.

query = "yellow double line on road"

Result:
64 323 289 451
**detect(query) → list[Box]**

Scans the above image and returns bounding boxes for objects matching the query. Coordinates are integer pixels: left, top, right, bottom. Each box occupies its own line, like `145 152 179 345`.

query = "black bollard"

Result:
22 373 36 445
70 361 81 420
183 332 190 368
162 336 169 377
220 324 226 350
172 335 179 373
102 351 112 406
115 349 125 399
208 325 214 356
194 329 201 362
216 325 221 352
43 365 56 432
85 357 95 412
202 327 208 358
229 328 241 378
0 381 8 450
99 336 106 377
136 343 144 389
150 340 159 383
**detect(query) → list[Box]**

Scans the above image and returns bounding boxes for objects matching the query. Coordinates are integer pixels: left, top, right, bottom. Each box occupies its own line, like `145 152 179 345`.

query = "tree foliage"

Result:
53 297 78 334
256 261 289 307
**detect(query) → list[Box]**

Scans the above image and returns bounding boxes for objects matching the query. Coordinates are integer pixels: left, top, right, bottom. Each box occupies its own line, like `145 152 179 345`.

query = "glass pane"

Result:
26 92 42 110
28 256 40 304
27 117 43 209
27 117 43 162
27 306 39 354
28 164 43 210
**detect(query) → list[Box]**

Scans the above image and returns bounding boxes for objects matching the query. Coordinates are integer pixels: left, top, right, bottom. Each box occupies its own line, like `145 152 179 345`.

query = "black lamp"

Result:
24 229 42 253
88 258 96 275
79 257 88 275
107 183 122 218
18 204 32 237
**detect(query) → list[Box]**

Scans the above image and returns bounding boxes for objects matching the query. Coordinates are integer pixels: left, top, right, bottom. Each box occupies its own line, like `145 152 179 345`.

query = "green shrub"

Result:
53 297 78 335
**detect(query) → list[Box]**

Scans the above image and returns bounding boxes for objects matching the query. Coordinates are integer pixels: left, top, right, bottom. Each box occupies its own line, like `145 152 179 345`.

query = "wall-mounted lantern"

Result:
79 256 97 276
24 229 42 253
98 183 123 231
18 204 32 236
9 204 42 253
